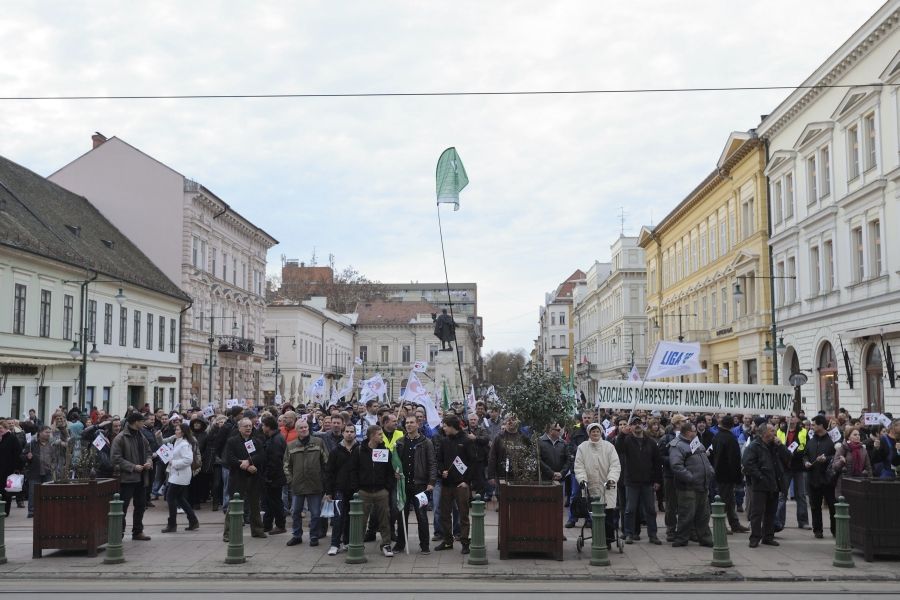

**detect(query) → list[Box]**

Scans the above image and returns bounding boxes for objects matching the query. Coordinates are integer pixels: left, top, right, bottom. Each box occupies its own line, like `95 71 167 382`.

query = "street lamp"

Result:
198 315 238 407
63 273 126 410
733 274 796 385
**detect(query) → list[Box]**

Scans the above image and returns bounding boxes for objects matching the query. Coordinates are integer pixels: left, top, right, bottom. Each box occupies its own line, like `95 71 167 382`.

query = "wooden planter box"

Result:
841 477 900 561
497 480 564 561
32 478 119 558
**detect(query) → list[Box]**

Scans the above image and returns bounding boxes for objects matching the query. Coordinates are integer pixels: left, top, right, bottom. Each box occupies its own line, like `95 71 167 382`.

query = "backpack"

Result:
191 439 202 476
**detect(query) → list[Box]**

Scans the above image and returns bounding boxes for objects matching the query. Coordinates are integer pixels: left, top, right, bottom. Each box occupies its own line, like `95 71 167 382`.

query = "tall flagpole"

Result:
436 202 470 418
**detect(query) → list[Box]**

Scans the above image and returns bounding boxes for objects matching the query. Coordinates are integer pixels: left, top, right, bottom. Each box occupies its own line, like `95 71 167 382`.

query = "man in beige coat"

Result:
574 423 621 547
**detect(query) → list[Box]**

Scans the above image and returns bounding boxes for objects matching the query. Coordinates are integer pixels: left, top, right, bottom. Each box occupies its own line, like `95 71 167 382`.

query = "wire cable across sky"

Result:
1 82 895 101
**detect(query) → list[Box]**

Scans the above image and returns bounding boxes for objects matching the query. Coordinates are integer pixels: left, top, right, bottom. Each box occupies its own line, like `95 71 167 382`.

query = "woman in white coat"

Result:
574 423 621 547
161 422 199 532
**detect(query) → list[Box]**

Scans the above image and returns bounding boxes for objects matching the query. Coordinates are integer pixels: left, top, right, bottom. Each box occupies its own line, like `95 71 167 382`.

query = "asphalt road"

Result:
5 581 899 599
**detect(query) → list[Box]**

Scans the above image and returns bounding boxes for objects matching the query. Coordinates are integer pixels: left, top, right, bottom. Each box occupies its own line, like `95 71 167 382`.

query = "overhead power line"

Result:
0 82 894 101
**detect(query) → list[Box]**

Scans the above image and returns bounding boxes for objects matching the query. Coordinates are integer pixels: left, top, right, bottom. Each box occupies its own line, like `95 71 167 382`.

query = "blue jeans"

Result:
775 470 808 529
291 493 322 541
28 473 53 516
624 483 658 538
431 479 459 537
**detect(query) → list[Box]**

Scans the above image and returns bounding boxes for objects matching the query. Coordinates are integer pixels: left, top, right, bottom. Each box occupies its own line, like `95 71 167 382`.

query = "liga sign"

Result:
595 380 795 417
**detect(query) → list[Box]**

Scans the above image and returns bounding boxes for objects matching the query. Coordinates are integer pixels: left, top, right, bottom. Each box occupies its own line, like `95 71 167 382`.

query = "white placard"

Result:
372 449 389 463
452 455 468 474
787 441 799 454
413 360 429 373
238 399 247 408
828 427 842 443
244 440 257 454
226 399 238 408
25 432 33 444
601 419 611 430
689 437 703 454
156 444 173 464
202 405 215 418
274 394 283 405
879 414 893 428
92 433 108 451
415 491 429 507
863 413 882 426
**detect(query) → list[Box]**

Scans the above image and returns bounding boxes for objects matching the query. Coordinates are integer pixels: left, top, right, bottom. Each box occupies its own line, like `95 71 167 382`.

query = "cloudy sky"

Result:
0 1 887 355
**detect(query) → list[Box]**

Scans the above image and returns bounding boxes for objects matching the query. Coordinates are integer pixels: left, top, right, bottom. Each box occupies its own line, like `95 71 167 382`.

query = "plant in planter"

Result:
502 364 577 484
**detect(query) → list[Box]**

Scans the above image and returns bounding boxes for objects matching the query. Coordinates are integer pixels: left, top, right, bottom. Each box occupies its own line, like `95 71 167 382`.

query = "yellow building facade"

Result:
640 132 776 385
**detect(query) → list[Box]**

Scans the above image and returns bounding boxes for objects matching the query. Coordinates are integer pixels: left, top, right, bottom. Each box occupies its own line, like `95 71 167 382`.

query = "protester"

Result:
872 418 900 478
394 413 437 554
260 415 287 535
658 413 686 542
111 412 153 541
161 422 199 533
222 417 266 541
284 418 327 547
0 420 23 516
324 423 360 555
775 414 809 531
804 415 837 538
434 415 475 554
711 415 749 534
832 426 872 497
21 425 57 518
565 411 593 528
353 424 395 557
617 418 662 545
573 422 620 547
668 421 714 547
741 423 788 548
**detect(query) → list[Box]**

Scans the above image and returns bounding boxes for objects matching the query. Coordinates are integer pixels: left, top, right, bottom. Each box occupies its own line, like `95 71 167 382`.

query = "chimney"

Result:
92 132 107 149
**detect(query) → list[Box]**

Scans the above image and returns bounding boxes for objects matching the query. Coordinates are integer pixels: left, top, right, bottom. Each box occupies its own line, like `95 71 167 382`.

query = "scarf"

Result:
847 440 866 476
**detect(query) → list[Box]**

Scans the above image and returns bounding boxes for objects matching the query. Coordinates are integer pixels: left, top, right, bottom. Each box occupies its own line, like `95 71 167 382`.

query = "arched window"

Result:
818 342 839 415
865 345 884 414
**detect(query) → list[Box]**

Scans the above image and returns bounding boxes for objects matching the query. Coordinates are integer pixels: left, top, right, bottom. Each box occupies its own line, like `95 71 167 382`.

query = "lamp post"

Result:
733 274 795 385
64 274 126 411
198 315 238 407
653 311 697 343
268 331 296 401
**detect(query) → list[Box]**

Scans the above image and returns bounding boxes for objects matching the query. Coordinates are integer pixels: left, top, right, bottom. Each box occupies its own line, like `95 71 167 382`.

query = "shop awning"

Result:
0 357 78 367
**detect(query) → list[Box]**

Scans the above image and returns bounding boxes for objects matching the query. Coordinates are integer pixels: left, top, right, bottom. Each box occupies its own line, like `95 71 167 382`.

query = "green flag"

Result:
435 147 469 211
390 448 406 509
442 380 450 411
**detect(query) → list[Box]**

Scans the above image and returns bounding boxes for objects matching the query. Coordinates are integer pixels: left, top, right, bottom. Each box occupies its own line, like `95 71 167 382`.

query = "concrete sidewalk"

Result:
1 499 896 581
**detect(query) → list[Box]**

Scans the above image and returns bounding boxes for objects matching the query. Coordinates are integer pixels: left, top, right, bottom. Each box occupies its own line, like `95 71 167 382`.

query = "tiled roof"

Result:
354 300 439 326
0 154 190 303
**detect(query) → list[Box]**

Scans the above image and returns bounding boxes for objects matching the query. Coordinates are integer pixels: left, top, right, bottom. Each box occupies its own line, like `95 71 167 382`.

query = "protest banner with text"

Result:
595 380 795 417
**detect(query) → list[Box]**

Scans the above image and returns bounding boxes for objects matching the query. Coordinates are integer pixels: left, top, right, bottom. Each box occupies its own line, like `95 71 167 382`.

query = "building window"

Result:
169 319 176 353
158 316 166 351
14 283 27 334
865 344 884 414
711 292 717 328
359 345 368 362
264 337 275 360
848 125 860 179
728 203 736 250
212 248 217 276
63 294 74 340
40 289 51 337
232 258 237 285
863 112 877 171
784 172 794 219
222 252 228 280
700 228 707 265
719 216 727 257
820 146 831 197
133 310 141 348
10 387 22 422
88 299 97 342
786 258 796 304
559 313 565 326
851 226 864 282
119 307 127 346
741 195 755 238
806 155 817 204
551 312 556 326
102 386 111 413
773 180 783 223
428 344 438 362
823 240 835 291
104 302 113 344
551 335 557 348
721 286 728 323
458 346 465 364
192 237 200 268
691 233 699 271
146 313 153 350
818 342 839 414
402 345 411 363
708 216 717 260
810 245 821 296
868 219 882 276
775 261 785 306
744 359 758 385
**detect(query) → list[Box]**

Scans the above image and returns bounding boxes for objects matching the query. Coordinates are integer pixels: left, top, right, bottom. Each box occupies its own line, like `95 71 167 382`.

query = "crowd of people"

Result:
1 398 899 559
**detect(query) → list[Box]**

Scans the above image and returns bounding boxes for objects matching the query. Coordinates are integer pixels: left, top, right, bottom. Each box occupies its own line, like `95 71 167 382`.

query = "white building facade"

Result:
758 3 900 415
1 154 190 420
50 135 277 408
262 298 356 405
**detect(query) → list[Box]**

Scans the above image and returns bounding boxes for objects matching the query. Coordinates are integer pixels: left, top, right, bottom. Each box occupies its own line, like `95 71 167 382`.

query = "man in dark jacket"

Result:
539 421 570 483
618 418 663 544
352 424 396 557
565 412 592 528
0 420 23 517
465 413 491 499
804 415 837 538
741 423 789 547
711 415 749 534
260 415 287 535
222 417 267 541
435 415 475 554
111 412 153 540
669 421 714 547
658 413 687 541
215 406 242 510
394 414 437 553
324 423 359 555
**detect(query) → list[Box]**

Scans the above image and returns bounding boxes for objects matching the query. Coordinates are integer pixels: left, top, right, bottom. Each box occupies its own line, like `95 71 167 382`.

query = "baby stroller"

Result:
574 481 623 554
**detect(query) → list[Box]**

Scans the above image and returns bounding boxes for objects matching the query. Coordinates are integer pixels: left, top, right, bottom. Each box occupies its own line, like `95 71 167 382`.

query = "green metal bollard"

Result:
590 497 610 566
345 493 367 564
832 496 854 568
104 493 125 564
468 494 488 565
710 495 733 568
225 493 246 564
0 499 6 565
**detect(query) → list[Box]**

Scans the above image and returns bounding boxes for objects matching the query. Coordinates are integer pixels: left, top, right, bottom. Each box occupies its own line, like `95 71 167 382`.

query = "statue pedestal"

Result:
433 349 463 404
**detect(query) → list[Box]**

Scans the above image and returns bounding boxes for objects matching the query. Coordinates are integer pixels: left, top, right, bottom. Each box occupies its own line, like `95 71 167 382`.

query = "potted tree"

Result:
495 365 576 560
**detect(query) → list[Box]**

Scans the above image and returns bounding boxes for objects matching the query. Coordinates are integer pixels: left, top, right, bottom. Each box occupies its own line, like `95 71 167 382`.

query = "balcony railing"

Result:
218 336 255 355
326 364 346 377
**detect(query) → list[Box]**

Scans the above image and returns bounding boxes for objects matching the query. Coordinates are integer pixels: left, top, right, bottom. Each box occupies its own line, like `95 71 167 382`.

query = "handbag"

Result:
571 482 591 519
320 498 338 519
5 473 24 493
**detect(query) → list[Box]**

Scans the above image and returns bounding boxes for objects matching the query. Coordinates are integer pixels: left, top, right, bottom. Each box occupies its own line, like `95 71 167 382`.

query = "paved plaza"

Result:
1 499 897 581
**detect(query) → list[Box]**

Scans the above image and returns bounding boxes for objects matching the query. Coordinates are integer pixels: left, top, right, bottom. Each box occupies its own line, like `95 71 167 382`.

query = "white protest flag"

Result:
307 375 326 401
644 340 705 380
466 384 476 415
354 357 364 366
360 373 387 403
628 365 641 382
413 360 429 373
331 368 355 406
400 371 441 428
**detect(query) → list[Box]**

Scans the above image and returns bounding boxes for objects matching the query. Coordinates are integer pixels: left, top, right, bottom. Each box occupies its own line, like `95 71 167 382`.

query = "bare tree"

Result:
483 349 527 394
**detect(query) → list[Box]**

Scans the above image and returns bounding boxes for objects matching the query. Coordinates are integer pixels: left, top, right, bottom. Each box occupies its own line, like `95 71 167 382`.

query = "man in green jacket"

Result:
283 419 327 547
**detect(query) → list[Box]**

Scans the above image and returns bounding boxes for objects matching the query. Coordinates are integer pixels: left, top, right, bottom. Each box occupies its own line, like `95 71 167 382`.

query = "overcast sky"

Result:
0 1 887 355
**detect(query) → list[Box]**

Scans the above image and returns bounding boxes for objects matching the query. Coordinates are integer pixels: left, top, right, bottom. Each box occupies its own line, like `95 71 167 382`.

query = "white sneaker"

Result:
176 507 184 514
327 545 339 556
338 543 347 553
381 544 394 557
